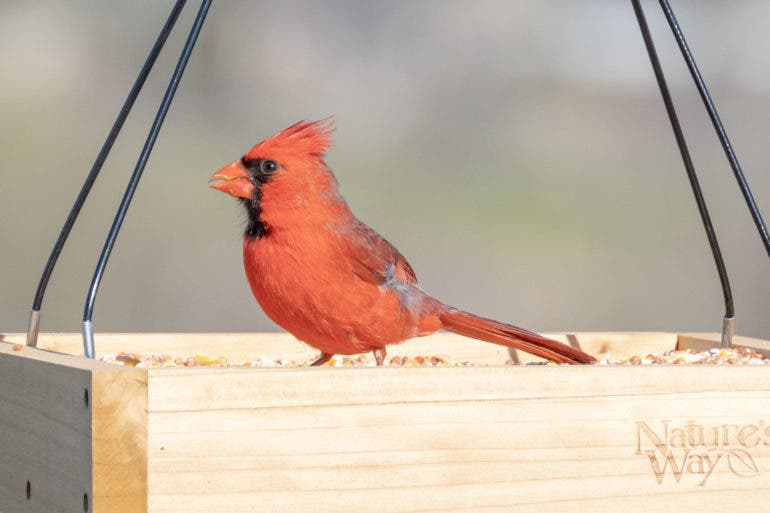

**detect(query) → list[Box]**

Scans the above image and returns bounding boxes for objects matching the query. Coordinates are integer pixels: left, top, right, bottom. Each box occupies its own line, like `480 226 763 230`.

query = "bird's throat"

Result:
240 191 267 240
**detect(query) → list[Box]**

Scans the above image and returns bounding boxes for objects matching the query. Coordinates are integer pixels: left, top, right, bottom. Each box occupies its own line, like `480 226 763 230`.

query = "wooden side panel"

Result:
0 342 100 512
92 368 148 513
146 365 770 513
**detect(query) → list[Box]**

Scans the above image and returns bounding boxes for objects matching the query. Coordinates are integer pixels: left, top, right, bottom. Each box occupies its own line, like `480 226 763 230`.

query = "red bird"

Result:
209 120 595 365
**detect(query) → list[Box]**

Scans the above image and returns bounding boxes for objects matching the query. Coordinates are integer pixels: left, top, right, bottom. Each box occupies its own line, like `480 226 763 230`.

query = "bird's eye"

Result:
261 160 278 173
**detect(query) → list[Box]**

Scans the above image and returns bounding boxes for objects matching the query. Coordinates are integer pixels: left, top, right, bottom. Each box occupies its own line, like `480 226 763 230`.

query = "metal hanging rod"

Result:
659 0 770 259
631 0 734 348
82 0 213 358
25 0 188 348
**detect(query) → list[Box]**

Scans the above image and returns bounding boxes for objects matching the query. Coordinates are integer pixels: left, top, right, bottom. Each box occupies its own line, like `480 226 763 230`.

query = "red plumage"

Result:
210 120 595 365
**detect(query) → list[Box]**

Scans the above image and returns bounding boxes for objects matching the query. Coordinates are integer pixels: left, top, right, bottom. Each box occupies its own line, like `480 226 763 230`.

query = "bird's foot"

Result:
373 348 386 366
310 352 333 366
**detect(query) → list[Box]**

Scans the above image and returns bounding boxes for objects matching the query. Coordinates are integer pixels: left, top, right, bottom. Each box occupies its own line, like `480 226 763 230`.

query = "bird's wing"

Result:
344 221 418 287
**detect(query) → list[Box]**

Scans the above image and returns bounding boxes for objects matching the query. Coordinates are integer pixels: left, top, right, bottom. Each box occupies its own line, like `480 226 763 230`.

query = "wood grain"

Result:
146 364 770 513
3 333 770 513
0 342 102 512
0 342 149 513
92 368 148 513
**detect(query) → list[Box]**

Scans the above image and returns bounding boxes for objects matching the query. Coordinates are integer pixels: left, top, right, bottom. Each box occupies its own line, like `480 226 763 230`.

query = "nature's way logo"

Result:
636 420 765 485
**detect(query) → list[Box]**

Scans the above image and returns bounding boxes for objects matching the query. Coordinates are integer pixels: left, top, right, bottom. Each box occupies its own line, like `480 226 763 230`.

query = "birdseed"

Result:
98 346 769 368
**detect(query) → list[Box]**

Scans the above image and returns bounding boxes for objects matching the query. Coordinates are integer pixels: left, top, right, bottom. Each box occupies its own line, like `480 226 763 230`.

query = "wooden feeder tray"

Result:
7 2 769 513
2 331 769 513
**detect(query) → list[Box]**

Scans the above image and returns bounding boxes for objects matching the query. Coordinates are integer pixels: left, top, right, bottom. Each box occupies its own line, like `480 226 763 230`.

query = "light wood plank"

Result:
0 342 148 513
4 333 770 513
146 364 770 512
92 368 148 513
146 365 770 410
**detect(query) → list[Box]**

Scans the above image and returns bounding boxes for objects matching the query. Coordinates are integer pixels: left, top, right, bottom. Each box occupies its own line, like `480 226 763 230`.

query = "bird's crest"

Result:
245 118 335 161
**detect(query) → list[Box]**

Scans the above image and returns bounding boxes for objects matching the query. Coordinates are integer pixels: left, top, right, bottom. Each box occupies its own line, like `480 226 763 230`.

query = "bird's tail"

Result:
439 309 595 364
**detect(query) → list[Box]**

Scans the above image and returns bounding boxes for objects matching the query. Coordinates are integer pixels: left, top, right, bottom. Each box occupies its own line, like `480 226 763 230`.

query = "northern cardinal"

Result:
209 120 595 365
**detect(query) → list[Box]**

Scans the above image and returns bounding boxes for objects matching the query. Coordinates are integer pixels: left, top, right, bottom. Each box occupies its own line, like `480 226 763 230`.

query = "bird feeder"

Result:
3 1 769 512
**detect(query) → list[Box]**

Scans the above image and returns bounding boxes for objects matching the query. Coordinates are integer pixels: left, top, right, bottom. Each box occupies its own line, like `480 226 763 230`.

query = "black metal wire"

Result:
631 0 734 322
29 0 187 314
82 0 213 355
659 0 770 258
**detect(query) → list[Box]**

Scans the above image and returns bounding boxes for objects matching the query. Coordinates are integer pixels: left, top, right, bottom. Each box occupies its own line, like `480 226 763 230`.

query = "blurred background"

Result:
1 1 768 339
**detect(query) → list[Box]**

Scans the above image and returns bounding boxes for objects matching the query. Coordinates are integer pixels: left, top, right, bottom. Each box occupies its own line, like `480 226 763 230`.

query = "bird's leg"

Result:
310 352 333 366
373 348 387 366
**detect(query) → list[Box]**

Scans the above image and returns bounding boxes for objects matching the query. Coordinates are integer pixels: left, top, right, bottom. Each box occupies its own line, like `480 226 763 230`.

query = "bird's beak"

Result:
209 160 253 199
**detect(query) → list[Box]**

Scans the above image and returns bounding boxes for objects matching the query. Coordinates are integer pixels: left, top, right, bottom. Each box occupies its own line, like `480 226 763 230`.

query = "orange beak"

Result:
209 160 253 199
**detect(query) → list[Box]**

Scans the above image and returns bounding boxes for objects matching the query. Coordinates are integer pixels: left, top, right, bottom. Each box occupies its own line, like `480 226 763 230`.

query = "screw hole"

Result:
26 480 30 500
84 388 89 408
83 492 89 512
